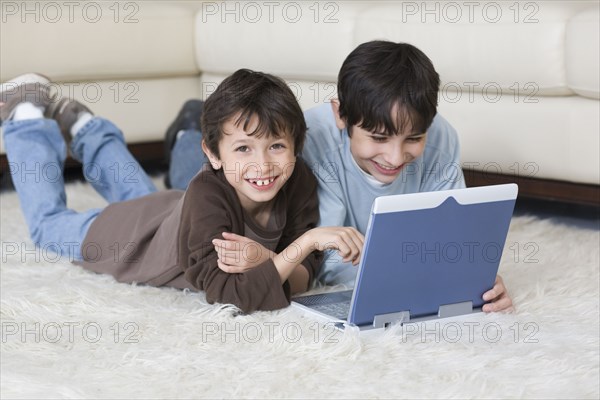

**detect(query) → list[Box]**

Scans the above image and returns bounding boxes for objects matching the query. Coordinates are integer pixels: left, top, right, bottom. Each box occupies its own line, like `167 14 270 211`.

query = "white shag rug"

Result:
1 177 599 399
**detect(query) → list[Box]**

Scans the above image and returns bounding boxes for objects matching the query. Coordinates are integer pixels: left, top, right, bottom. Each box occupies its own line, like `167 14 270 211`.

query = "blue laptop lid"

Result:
348 184 518 327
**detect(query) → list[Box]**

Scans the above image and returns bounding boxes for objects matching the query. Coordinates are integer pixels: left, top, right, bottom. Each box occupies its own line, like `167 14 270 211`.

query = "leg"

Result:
164 99 205 190
3 118 100 262
44 96 157 203
169 129 206 190
69 115 157 203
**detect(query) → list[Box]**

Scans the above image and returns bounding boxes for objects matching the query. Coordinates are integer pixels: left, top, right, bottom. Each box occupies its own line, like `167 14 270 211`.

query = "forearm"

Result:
288 264 309 295
272 232 313 285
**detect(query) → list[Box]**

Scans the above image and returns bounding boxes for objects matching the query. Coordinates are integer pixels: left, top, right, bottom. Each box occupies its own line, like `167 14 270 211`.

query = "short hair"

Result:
202 69 306 158
337 41 440 136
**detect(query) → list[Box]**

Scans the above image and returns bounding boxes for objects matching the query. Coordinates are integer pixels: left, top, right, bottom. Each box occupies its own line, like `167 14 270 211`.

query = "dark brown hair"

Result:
202 69 306 158
337 41 440 136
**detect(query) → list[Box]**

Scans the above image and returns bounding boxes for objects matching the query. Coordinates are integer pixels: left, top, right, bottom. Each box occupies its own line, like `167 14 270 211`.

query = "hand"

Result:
213 232 275 273
482 275 514 313
305 227 364 265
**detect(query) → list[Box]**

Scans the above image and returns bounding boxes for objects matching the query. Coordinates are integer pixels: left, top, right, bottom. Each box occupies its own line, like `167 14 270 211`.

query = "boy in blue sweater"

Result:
164 41 513 313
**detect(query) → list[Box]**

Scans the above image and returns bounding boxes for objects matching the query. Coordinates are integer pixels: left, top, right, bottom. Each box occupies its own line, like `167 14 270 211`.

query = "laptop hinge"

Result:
373 311 410 329
372 301 475 328
438 301 473 318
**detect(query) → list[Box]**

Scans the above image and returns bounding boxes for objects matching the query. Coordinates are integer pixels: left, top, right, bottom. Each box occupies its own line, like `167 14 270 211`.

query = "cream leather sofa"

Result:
2 1 599 203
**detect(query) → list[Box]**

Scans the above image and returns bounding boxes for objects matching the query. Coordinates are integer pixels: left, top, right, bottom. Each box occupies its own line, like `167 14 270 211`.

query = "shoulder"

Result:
187 168 229 196
284 157 318 193
426 113 460 148
302 103 344 163
183 168 241 215
423 113 461 161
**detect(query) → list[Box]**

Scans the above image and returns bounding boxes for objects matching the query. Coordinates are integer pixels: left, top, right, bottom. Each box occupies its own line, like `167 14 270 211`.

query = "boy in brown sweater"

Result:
0 69 363 313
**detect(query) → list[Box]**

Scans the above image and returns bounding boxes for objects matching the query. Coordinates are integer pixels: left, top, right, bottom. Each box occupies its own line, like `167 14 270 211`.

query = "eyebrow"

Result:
230 139 251 147
230 137 287 148
370 131 426 137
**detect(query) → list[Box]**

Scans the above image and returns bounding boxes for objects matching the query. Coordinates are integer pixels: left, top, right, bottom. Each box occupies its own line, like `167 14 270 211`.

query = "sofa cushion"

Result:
566 6 600 99
1 3 198 82
441 94 600 184
194 2 367 81
354 1 594 96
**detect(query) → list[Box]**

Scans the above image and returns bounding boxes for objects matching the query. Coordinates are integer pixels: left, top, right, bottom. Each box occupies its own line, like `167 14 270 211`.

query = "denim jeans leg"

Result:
3 118 102 262
70 117 157 203
169 129 206 190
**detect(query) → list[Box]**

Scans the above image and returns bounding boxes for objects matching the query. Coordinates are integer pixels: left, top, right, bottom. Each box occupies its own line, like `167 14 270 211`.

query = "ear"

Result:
330 99 347 130
201 140 222 170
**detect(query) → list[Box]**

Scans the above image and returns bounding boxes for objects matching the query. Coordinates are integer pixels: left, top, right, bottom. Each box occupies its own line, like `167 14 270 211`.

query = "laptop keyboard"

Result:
312 301 351 320
293 290 353 320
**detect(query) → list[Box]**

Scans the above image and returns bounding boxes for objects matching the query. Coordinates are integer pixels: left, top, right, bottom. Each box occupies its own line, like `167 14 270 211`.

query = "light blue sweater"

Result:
301 103 466 285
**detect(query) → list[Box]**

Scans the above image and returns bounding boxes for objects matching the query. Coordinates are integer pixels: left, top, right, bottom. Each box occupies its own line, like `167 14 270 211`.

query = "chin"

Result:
373 175 398 184
367 168 400 184
248 192 278 203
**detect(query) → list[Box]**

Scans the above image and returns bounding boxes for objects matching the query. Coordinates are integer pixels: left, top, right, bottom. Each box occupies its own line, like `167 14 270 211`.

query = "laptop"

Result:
292 184 518 330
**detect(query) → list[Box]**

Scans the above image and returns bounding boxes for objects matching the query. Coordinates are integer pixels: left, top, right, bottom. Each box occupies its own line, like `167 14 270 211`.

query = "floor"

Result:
513 197 600 231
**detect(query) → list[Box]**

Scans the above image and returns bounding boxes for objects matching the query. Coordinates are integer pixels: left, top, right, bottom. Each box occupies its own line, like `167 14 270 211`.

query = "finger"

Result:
482 289 497 302
347 229 365 256
336 240 353 259
213 239 242 251
350 228 365 247
340 230 362 262
217 259 235 273
215 248 242 266
483 294 513 313
483 281 505 301
214 246 222 259
213 244 240 262
217 259 248 273
341 243 359 265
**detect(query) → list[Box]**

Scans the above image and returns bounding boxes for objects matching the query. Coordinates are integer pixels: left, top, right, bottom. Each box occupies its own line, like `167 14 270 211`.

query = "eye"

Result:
235 145 249 152
371 136 388 143
406 136 425 143
270 143 286 150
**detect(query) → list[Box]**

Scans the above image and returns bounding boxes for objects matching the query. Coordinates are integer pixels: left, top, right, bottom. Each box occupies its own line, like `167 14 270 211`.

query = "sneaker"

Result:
45 97 93 146
164 99 203 165
0 73 53 123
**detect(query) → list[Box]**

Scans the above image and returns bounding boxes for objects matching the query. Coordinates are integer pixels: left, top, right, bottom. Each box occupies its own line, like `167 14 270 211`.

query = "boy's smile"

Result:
370 159 405 176
203 114 296 214
331 100 427 185
245 176 279 190
348 124 427 184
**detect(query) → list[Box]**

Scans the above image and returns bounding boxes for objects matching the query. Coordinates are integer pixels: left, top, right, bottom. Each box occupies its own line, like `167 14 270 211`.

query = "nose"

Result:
255 150 275 177
383 143 404 167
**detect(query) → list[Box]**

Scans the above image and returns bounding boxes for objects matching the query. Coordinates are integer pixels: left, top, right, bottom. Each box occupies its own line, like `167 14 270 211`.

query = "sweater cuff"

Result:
245 258 290 310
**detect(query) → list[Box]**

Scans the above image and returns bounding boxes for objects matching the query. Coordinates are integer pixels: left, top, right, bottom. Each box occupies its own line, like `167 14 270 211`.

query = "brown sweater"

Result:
80 158 322 313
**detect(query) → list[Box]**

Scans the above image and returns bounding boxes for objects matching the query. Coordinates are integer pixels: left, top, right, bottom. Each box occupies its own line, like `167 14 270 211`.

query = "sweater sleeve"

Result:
422 114 466 191
178 173 290 313
276 159 324 289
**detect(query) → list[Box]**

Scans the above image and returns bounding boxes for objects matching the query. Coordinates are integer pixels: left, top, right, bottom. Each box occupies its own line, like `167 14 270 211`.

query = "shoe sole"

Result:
0 73 51 97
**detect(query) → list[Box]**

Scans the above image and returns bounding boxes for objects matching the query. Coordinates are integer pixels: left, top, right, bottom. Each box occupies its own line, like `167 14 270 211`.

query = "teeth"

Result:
249 178 275 186
377 162 397 170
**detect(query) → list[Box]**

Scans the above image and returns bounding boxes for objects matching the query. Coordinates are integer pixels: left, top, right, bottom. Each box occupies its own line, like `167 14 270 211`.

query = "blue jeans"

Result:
3 117 157 262
169 129 205 190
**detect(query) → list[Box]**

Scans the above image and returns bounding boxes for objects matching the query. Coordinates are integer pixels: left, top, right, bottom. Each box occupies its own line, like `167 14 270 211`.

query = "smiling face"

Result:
202 113 296 213
332 100 427 185
348 125 427 184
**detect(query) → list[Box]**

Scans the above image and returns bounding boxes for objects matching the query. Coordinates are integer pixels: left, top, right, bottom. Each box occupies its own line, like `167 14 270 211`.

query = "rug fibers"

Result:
1 177 598 399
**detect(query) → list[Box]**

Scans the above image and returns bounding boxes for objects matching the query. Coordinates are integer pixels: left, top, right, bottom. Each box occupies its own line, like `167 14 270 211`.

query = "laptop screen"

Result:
348 184 518 326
